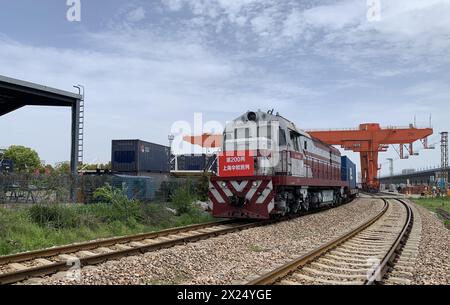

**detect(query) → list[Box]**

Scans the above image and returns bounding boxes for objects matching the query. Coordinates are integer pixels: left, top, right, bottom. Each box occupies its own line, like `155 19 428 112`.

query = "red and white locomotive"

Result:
208 110 356 219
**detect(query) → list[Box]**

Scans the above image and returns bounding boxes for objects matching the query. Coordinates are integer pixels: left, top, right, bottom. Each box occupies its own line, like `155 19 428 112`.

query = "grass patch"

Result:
412 196 450 228
0 185 215 256
248 244 265 252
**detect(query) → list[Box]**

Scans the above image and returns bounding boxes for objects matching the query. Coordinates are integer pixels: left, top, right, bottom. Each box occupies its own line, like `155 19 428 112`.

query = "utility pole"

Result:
387 158 394 189
440 132 449 195
168 134 175 171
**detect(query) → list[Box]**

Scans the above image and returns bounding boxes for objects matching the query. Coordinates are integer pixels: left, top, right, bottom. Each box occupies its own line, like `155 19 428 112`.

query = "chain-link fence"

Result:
0 173 75 204
0 173 205 204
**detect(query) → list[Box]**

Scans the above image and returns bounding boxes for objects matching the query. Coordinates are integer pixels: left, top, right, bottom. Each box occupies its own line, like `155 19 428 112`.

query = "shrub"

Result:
170 183 197 215
140 203 176 227
93 183 141 223
194 176 209 201
28 205 77 229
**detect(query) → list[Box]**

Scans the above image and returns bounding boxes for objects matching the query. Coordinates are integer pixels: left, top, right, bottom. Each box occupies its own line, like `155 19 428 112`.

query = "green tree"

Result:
81 162 112 170
39 164 54 174
3 145 41 172
54 161 70 174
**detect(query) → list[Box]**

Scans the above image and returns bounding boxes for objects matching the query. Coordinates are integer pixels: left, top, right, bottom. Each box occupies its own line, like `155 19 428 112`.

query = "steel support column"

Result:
70 99 81 202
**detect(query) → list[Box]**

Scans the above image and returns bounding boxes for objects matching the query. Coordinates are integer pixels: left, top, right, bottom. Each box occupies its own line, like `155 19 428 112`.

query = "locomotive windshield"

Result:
223 122 276 151
289 130 301 151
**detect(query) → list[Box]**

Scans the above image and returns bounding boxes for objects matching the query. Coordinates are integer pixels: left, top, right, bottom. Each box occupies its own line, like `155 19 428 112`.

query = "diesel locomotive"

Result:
208 110 357 219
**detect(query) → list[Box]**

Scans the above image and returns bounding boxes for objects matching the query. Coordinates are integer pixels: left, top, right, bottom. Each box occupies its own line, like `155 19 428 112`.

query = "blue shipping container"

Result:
111 174 155 201
0 159 13 172
175 154 218 172
177 155 206 171
341 156 357 189
111 140 170 173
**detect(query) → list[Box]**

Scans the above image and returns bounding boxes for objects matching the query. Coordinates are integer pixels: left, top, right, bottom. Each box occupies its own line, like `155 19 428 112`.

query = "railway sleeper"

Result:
34 259 53 266
317 257 373 268
329 250 382 259
310 262 370 274
290 273 363 285
341 243 388 250
330 247 379 255
300 267 368 280
325 254 378 263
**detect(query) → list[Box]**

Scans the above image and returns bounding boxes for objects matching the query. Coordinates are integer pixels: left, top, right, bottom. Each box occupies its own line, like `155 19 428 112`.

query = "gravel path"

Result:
34 198 384 285
410 202 450 285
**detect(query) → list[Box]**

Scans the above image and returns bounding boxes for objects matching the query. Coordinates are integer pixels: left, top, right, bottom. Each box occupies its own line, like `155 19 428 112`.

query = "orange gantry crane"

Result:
183 124 433 191
183 134 222 148
308 123 433 191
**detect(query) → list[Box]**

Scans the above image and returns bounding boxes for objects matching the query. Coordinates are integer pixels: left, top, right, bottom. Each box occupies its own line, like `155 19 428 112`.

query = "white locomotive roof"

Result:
231 110 312 138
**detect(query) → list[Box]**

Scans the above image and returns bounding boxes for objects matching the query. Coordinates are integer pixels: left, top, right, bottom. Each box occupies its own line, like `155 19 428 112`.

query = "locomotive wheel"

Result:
301 200 310 212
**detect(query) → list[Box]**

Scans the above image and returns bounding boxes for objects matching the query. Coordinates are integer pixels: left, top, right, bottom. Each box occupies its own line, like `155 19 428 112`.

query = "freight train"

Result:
208 110 358 219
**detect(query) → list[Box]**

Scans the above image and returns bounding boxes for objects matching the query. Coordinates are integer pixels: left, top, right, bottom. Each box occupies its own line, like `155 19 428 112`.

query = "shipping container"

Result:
111 140 170 173
111 174 155 201
0 159 13 172
341 156 357 189
174 154 218 172
176 154 206 171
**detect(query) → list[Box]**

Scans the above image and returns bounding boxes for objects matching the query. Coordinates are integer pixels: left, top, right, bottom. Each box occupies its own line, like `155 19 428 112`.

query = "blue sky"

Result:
1 0 449 176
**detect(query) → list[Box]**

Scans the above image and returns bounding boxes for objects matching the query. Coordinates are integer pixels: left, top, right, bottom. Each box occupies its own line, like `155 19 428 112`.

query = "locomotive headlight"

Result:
247 111 257 121
252 181 259 187
221 182 227 187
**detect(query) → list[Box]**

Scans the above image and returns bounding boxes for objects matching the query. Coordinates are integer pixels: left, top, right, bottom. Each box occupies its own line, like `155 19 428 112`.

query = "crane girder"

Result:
308 123 433 191
181 123 433 192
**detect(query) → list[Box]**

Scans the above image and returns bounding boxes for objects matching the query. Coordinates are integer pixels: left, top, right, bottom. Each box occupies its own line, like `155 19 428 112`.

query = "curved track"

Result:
247 198 414 285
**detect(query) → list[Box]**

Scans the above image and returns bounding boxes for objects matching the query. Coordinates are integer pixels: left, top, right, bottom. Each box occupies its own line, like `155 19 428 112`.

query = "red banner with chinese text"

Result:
218 151 255 177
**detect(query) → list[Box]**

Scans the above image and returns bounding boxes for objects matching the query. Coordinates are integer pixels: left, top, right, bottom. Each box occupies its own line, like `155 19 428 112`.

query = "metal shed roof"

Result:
0 75 82 116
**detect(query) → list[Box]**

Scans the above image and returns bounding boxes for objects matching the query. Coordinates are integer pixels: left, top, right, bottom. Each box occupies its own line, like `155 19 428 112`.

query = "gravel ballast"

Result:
35 198 385 285
411 203 450 285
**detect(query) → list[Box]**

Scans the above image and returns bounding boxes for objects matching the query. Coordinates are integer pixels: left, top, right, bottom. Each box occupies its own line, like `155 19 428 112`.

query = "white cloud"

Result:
282 9 306 39
158 0 450 76
162 0 185 11
1 0 449 172
125 7 146 23
301 0 364 30
0 25 319 163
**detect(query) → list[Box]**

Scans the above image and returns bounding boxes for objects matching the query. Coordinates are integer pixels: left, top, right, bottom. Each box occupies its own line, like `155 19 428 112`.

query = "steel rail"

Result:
0 196 359 285
0 219 239 265
0 220 270 285
436 208 450 221
364 199 413 285
1 196 353 267
2 210 327 285
246 199 389 285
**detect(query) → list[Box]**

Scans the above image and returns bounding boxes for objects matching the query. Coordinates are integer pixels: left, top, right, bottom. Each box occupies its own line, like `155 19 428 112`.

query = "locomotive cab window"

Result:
289 130 300 151
257 123 272 140
278 128 287 146
235 127 250 139
223 131 233 151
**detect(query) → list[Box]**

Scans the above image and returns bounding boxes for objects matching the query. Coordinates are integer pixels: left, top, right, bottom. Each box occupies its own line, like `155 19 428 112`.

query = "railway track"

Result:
436 208 450 221
247 198 415 285
0 218 266 285
1 195 361 285
0 207 331 285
